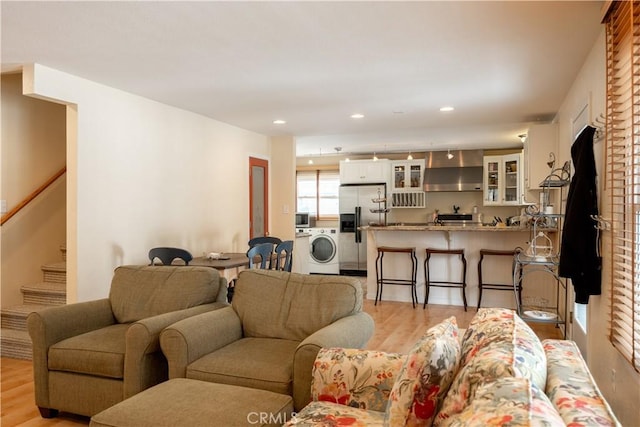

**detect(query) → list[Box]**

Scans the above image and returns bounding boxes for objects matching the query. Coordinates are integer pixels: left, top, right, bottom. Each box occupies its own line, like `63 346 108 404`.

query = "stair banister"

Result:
1 166 66 226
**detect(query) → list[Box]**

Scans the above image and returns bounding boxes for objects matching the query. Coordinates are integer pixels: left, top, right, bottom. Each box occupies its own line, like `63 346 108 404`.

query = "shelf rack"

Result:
514 170 570 336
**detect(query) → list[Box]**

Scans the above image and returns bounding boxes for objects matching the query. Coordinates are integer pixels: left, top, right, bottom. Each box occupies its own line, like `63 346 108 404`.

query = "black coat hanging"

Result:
558 125 600 304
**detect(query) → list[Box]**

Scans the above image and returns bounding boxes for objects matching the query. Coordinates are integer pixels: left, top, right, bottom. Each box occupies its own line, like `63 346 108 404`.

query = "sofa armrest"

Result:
311 347 406 413
27 299 115 409
292 312 375 411
543 339 621 427
160 306 242 379
124 302 227 397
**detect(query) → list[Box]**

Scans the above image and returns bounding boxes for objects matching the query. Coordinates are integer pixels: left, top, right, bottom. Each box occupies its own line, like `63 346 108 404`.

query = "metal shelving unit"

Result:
513 169 570 336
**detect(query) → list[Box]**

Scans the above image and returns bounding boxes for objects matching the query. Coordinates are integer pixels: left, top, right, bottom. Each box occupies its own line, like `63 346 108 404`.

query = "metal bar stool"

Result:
375 246 418 308
424 248 467 311
477 248 522 310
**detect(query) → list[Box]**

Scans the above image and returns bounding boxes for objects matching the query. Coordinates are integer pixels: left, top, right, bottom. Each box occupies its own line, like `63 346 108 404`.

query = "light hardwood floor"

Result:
1 300 562 427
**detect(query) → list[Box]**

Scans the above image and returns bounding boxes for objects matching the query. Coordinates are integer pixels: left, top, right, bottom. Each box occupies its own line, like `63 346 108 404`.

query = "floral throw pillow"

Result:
385 316 461 427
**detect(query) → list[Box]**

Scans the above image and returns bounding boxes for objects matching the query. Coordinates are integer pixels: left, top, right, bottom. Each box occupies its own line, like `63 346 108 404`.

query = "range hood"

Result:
423 150 484 192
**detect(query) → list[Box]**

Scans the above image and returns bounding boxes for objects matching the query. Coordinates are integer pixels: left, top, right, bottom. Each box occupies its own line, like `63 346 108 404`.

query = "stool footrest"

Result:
377 279 416 286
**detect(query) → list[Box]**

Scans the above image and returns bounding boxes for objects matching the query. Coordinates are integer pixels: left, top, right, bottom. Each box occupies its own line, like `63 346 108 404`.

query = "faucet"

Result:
453 205 460 213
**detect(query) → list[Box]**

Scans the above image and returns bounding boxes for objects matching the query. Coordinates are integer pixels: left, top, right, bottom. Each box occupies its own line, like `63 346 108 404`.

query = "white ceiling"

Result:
1 1 604 157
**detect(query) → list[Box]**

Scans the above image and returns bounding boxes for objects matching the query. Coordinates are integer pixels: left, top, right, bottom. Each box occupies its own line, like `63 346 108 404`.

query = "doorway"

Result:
249 157 269 239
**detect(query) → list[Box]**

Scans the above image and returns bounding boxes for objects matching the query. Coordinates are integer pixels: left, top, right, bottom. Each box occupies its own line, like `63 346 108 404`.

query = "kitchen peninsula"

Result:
363 223 559 310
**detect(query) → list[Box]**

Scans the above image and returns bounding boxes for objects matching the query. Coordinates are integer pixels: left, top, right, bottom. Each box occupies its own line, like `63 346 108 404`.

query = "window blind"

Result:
605 0 640 372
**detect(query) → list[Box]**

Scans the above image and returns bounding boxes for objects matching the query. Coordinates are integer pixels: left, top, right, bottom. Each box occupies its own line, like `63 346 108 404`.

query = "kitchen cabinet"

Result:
340 159 390 184
391 160 423 191
483 152 523 206
524 123 558 190
390 160 425 208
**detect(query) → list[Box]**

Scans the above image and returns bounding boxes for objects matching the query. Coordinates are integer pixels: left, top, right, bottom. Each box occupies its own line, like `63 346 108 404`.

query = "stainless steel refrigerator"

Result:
339 183 387 276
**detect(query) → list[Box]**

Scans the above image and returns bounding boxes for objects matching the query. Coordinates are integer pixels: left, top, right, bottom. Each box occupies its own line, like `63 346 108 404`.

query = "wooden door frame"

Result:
249 157 269 239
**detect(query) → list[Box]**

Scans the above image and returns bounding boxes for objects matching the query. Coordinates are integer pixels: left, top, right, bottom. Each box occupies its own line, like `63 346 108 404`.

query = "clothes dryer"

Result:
308 228 340 274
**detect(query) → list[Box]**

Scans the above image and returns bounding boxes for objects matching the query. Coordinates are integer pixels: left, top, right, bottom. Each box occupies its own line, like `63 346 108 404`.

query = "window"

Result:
605 0 640 372
296 169 340 219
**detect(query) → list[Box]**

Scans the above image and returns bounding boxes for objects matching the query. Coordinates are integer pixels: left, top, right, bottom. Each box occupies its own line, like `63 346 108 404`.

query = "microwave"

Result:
295 212 312 228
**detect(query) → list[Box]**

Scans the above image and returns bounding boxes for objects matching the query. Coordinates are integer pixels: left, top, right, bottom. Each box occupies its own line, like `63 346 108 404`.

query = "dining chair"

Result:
248 236 282 248
246 242 274 269
274 240 294 272
148 247 193 266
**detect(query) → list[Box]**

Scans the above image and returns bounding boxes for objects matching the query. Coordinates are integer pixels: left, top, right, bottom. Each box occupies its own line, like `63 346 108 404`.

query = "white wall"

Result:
22 63 271 302
270 135 296 240
1 73 67 307
555 29 639 424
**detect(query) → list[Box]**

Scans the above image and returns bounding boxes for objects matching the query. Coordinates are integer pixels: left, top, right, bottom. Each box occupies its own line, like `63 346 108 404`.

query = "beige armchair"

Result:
27 265 228 418
160 269 375 411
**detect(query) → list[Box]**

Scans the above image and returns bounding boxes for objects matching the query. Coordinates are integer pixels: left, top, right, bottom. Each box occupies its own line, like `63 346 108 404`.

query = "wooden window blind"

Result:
605 0 640 372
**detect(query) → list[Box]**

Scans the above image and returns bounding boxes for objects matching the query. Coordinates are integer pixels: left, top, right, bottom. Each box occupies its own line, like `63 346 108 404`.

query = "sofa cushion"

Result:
109 265 221 323
436 377 564 427
386 316 460 427
232 270 362 341
543 339 620 426
286 401 385 427
186 337 299 395
435 308 546 424
48 323 129 378
311 348 406 413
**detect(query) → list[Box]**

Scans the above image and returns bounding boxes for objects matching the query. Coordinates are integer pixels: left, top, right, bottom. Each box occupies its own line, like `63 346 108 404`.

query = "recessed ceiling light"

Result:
439 106 455 112
351 114 364 119
273 119 286 125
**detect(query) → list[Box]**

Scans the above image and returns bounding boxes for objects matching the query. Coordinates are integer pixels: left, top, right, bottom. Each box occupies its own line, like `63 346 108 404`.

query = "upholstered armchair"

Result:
27 265 228 418
160 269 375 411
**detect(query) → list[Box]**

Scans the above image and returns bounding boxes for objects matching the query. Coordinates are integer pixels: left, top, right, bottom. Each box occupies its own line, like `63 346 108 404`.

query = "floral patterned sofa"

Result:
287 308 620 426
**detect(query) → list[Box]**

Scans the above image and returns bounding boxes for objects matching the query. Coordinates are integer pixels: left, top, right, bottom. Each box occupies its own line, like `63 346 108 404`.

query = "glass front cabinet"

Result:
483 152 523 206
390 160 425 208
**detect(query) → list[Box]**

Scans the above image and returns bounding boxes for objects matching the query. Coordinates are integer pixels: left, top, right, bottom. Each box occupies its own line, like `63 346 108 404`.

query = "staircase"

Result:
1 247 67 360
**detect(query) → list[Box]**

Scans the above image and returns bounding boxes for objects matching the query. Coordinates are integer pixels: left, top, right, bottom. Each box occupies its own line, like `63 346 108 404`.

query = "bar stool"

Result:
477 248 522 310
375 246 418 308
424 248 467 311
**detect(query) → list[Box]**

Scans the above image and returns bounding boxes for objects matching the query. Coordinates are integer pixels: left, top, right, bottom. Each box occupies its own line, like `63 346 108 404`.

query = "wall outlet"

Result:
0 200 6 215
282 204 289 214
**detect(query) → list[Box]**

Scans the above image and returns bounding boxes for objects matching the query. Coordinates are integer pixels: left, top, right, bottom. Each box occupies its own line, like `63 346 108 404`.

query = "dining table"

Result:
190 253 252 271
188 253 252 282
189 252 280 282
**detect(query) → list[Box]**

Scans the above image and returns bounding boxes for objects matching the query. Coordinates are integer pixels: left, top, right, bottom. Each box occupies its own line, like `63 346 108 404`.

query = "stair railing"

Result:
1 166 66 226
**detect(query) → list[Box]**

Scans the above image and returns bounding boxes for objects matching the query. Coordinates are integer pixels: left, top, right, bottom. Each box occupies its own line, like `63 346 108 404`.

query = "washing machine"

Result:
308 228 340 274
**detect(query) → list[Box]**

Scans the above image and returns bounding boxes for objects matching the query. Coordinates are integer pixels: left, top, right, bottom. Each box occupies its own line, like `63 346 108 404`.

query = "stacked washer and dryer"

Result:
306 228 340 274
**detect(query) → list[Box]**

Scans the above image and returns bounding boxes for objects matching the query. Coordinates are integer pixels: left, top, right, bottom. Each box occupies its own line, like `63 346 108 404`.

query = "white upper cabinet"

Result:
390 160 424 191
483 152 523 206
390 160 426 208
524 123 558 190
340 159 390 184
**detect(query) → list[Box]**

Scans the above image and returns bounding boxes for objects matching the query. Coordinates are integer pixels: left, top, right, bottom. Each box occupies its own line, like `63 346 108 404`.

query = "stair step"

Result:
1 304 48 330
21 282 66 305
0 329 32 360
42 262 66 284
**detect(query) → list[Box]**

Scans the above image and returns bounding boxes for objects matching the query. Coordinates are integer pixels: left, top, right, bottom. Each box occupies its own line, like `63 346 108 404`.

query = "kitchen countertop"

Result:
362 224 556 232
